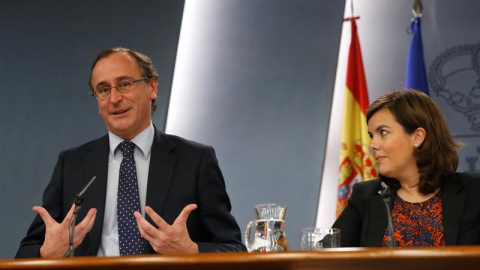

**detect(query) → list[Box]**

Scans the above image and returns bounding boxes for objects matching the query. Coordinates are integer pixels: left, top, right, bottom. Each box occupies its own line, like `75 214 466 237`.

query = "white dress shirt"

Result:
97 122 154 256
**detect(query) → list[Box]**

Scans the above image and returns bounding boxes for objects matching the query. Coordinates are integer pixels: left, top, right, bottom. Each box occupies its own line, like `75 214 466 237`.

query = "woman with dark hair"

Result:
333 89 480 247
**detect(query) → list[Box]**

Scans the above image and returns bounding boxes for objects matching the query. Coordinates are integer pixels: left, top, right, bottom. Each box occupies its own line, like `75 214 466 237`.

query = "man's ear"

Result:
149 77 158 100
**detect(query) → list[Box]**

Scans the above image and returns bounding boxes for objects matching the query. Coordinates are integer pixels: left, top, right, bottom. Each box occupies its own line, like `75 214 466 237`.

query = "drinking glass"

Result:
301 228 340 250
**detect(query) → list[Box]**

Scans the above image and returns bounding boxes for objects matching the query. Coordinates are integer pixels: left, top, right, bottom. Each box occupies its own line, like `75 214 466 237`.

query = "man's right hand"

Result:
33 204 97 258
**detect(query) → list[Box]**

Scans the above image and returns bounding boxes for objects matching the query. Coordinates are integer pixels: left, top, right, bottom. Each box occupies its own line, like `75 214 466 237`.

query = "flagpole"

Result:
405 0 429 95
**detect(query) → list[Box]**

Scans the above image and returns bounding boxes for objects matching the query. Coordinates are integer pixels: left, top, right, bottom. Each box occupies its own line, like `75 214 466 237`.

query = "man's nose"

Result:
109 87 122 102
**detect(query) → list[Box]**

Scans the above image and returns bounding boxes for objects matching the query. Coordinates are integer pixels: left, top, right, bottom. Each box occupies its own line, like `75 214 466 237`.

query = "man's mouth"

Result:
111 108 129 115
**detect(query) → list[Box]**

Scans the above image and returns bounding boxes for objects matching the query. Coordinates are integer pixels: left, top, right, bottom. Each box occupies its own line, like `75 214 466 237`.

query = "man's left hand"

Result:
134 204 199 254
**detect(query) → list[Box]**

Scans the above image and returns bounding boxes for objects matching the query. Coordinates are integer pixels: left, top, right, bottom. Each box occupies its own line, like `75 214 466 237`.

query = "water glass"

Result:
301 228 340 250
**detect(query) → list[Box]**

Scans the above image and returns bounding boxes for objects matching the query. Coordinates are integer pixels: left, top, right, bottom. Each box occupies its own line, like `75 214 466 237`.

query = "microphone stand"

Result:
66 176 96 257
68 205 80 257
379 182 396 248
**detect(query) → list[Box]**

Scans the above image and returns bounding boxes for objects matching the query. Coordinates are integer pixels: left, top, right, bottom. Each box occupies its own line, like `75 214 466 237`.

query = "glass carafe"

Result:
245 203 289 252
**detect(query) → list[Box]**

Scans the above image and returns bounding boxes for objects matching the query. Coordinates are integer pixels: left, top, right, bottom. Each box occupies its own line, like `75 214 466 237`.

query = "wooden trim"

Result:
4 246 480 270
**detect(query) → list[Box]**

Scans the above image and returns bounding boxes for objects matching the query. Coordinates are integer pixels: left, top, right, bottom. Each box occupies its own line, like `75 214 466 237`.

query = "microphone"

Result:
67 176 96 257
378 182 396 248
73 176 97 207
379 182 390 197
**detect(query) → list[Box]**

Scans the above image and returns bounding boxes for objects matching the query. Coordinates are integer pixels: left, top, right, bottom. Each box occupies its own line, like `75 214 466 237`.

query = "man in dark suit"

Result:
16 47 246 258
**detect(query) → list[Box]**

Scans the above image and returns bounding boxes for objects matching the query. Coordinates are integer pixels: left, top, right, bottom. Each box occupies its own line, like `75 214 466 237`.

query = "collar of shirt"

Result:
108 122 155 158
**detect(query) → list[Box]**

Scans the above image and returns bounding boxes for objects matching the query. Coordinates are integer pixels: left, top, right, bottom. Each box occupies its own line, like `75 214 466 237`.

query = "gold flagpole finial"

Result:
413 0 423 18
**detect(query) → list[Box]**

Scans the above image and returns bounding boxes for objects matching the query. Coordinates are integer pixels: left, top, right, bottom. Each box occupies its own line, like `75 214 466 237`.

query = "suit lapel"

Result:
366 194 389 246
82 135 109 255
145 129 176 223
143 130 176 253
442 176 465 245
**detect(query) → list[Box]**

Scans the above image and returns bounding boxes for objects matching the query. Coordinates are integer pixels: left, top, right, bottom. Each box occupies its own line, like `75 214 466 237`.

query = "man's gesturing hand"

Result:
34 204 97 258
134 204 199 254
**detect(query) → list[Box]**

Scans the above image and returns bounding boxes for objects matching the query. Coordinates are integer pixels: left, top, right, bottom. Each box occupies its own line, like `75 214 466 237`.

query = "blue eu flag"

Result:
405 17 429 95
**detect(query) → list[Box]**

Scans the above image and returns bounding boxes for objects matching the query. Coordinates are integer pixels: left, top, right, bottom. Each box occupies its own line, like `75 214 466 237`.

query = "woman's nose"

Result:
369 139 378 151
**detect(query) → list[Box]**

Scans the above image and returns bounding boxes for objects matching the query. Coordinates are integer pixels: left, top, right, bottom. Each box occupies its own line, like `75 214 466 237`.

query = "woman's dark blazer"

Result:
333 173 480 247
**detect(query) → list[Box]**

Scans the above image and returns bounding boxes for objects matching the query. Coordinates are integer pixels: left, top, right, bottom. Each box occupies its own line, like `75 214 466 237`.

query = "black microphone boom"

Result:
73 176 97 207
378 182 396 248
67 176 97 257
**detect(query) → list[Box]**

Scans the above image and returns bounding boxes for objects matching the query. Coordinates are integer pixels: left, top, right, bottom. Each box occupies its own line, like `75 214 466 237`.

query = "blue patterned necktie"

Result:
117 141 144 255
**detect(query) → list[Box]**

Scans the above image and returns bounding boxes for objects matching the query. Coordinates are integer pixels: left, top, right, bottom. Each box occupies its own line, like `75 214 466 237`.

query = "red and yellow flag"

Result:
337 18 378 216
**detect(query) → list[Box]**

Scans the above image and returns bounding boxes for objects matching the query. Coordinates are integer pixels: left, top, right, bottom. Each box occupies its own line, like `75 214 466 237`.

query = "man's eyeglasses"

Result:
92 77 149 99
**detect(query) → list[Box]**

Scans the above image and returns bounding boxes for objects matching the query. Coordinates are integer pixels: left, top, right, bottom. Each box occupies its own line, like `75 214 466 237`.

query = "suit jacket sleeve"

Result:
193 146 246 252
15 151 68 258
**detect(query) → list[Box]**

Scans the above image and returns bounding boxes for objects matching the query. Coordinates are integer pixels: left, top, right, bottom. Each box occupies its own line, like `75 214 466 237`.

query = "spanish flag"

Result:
336 18 378 216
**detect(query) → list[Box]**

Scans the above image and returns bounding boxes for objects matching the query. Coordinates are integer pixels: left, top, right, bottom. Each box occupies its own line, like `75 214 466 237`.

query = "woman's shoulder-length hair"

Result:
366 89 462 194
